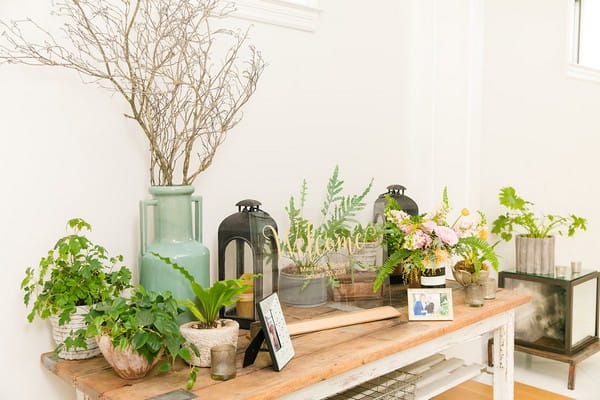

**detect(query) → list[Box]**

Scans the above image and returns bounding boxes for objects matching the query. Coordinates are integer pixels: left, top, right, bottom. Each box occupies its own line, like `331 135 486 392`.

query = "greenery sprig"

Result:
21 218 131 325
492 187 587 240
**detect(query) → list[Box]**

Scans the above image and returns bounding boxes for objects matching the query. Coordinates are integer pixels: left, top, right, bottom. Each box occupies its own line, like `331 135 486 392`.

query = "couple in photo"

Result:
413 294 435 316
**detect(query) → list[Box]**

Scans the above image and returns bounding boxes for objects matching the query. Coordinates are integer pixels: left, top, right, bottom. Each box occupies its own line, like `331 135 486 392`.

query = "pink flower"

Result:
399 224 412 235
414 230 432 248
434 226 458 246
422 220 437 233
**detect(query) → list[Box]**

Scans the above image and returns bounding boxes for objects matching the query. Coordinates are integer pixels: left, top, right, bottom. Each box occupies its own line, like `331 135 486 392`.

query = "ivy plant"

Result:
67 286 197 389
492 187 587 241
21 218 131 325
154 253 253 329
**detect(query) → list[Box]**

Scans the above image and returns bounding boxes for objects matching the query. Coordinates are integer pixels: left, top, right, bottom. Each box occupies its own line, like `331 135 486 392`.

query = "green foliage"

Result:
352 223 385 243
281 165 373 271
492 187 587 240
153 253 253 328
66 286 192 379
455 236 500 275
21 218 132 325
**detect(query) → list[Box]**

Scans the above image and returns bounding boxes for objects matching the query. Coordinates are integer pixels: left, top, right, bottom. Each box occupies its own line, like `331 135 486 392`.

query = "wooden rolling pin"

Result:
286 306 400 336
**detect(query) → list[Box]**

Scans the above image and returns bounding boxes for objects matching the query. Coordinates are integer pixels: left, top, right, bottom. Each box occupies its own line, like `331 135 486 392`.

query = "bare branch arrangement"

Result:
0 0 266 185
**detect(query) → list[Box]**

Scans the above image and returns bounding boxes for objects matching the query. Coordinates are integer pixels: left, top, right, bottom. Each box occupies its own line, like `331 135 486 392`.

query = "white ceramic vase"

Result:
180 319 239 367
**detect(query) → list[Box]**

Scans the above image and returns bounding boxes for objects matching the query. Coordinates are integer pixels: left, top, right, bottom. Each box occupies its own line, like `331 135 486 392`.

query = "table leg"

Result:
568 362 575 390
76 389 90 400
493 309 515 400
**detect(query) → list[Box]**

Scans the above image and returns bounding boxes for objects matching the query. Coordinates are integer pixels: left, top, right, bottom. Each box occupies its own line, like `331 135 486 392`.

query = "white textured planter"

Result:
49 305 100 360
180 319 239 367
97 335 162 379
515 235 555 275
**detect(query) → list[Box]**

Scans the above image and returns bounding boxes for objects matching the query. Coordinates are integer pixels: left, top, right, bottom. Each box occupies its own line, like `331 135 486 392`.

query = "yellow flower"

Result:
461 208 470 216
479 229 488 241
435 249 449 263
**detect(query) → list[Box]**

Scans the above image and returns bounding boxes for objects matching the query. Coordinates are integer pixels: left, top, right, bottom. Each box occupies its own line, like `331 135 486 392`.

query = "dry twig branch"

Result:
0 0 265 185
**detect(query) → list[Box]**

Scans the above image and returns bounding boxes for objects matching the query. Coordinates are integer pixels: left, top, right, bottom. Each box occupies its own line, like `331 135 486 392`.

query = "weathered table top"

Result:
42 288 530 400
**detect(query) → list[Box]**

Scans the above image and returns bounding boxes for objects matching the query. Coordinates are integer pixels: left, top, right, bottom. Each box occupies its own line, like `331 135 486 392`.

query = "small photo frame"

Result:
256 293 295 371
407 288 454 321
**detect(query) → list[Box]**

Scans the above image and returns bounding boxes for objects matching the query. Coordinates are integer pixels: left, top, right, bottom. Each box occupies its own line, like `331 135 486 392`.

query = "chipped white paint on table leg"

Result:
493 309 515 400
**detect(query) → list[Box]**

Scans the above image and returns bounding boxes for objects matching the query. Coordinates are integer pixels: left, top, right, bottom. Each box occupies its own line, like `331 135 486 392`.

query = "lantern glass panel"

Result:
262 240 275 297
503 277 567 352
572 278 597 347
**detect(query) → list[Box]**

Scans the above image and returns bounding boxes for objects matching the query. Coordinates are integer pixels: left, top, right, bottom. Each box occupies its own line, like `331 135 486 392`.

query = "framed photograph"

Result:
256 293 295 371
407 288 454 321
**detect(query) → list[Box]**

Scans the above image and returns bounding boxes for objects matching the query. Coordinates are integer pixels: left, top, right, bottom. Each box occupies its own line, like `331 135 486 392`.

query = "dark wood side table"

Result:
488 269 600 390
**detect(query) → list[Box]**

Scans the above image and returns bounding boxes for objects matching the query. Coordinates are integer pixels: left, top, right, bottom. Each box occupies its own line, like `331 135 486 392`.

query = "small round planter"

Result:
97 335 162 379
180 319 239 367
49 305 101 360
278 267 328 307
451 262 490 288
515 235 555 275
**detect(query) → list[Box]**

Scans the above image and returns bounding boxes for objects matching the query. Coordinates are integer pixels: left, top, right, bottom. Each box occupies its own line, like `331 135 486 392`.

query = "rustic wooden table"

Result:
42 288 530 400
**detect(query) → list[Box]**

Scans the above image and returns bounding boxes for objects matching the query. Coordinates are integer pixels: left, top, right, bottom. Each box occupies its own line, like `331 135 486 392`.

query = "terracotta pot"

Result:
180 319 239 367
49 305 101 360
96 335 162 379
331 271 382 301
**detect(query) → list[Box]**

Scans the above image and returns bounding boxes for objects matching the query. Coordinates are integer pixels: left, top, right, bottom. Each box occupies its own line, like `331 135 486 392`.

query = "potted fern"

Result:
278 166 373 307
492 187 587 274
155 253 252 367
21 218 131 360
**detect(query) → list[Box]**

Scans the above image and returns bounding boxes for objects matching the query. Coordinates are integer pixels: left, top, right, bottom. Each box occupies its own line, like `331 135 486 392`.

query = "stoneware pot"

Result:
49 305 101 360
97 335 162 379
515 235 555 275
278 267 328 307
180 319 239 367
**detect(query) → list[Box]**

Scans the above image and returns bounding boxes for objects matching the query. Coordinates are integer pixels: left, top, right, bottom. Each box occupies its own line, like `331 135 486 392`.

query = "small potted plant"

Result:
21 218 131 359
331 223 385 301
278 166 373 307
491 187 587 274
155 253 252 367
68 286 195 386
374 188 471 291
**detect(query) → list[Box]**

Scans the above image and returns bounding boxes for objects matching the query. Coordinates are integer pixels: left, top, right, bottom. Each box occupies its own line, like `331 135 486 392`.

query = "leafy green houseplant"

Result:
277 166 373 306
21 218 131 359
155 253 251 367
492 187 587 274
68 286 195 387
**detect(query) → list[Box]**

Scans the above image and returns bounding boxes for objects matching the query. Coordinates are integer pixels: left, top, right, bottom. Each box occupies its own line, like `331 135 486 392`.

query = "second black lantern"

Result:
218 200 279 329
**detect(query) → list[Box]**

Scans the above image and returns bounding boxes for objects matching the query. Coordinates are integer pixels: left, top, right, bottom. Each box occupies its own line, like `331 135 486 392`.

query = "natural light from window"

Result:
575 0 600 70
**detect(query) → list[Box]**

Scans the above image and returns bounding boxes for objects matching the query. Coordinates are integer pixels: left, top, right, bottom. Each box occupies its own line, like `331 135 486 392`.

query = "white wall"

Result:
482 0 600 268
0 1 415 398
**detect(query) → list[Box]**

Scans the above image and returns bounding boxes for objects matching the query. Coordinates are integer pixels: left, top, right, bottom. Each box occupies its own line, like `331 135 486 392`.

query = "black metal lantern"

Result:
373 184 419 224
218 199 279 329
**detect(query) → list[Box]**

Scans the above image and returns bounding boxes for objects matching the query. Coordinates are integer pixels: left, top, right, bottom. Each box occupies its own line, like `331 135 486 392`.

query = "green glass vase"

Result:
139 186 209 323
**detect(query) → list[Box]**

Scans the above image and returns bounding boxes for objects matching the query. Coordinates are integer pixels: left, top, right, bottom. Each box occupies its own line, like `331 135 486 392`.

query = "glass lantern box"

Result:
499 270 599 355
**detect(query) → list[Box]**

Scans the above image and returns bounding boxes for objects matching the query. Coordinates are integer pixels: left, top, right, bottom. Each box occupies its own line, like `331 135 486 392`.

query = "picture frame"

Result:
407 288 454 321
256 293 295 371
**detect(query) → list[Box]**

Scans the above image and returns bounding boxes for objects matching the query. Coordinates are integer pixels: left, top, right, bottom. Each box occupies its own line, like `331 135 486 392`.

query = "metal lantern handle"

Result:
191 196 203 243
139 199 158 256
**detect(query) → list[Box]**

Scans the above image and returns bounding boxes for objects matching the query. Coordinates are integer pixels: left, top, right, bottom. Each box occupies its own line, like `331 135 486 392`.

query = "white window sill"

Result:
566 63 600 84
232 0 321 32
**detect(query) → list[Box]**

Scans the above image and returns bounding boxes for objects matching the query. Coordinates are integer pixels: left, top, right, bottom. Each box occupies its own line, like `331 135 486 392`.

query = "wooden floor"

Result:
432 380 573 400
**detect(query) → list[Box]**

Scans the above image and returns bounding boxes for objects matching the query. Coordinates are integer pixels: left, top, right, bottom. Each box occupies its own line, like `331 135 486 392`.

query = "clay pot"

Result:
96 335 162 379
180 319 239 367
49 305 101 360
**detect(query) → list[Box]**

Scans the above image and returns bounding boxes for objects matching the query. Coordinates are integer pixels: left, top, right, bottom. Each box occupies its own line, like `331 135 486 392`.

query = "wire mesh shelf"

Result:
326 370 418 400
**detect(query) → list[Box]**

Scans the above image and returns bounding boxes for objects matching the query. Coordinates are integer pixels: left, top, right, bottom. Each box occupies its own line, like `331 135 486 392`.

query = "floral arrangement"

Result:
373 188 491 291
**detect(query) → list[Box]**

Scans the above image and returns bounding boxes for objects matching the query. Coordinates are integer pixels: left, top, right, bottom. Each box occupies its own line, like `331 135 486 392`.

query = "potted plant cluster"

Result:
278 166 374 307
156 253 253 368
373 189 478 291
492 187 587 274
21 218 131 360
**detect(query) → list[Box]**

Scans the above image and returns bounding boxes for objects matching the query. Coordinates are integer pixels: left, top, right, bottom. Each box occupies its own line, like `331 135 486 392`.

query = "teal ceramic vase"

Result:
139 186 210 323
